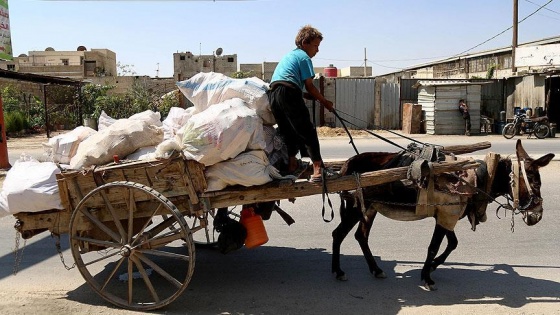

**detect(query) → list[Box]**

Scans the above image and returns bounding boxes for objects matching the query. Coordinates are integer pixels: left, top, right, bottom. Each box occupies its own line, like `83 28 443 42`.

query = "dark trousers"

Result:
268 84 322 162
463 112 471 132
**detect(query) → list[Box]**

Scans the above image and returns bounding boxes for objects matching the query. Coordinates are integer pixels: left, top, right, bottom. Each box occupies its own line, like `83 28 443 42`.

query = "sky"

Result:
8 0 560 78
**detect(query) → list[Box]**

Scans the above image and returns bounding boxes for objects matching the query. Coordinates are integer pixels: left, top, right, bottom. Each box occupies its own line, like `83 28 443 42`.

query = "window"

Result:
61 59 69 66
7 64 15 71
180 55 185 60
228 57 234 62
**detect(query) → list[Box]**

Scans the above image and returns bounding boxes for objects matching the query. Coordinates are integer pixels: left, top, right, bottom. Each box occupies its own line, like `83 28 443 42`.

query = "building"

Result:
378 35 560 126
173 51 237 81
0 46 117 79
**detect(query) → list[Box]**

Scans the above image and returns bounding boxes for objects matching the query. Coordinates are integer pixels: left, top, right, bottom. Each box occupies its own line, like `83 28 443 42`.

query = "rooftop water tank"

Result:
324 64 337 78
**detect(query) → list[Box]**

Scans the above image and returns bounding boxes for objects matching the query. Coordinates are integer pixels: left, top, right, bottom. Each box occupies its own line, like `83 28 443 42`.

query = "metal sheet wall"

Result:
334 78 375 129
418 84 481 135
379 82 400 129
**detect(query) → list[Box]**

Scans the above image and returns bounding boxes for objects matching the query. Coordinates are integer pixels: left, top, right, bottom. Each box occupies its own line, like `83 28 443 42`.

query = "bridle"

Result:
509 159 542 212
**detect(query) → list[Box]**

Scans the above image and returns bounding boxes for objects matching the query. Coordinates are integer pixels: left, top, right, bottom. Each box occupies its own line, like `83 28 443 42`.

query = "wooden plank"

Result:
203 159 480 208
441 141 491 155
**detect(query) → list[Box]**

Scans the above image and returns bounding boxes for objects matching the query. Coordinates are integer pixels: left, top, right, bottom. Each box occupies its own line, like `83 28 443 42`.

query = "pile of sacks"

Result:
0 72 288 218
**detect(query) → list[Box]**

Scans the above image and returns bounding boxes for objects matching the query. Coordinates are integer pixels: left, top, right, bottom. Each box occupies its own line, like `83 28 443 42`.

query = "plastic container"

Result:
535 107 544 117
550 123 556 138
499 111 506 122
495 122 506 135
324 64 338 78
240 207 269 248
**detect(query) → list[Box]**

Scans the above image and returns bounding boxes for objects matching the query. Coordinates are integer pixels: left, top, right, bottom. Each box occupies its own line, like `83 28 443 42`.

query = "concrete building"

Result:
173 51 237 81
0 46 117 79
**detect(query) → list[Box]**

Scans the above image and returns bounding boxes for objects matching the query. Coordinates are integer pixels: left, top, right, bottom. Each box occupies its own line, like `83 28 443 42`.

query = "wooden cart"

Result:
13 143 486 310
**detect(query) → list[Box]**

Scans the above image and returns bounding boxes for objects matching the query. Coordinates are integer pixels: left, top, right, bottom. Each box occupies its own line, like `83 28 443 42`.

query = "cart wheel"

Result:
69 181 195 311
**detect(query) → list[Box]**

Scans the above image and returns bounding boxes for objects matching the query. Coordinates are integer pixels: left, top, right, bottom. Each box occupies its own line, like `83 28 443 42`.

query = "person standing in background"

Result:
458 99 471 136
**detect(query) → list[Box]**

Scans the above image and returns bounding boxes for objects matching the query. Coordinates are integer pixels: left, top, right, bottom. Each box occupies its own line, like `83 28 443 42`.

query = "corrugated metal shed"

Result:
335 78 375 129
416 80 481 135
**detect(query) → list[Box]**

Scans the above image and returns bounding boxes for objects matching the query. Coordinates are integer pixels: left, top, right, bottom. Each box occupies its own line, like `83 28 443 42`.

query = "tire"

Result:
69 181 195 311
502 123 517 139
534 124 550 139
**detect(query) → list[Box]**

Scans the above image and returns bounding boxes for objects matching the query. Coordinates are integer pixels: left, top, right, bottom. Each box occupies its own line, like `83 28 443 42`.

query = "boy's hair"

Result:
459 99 465 103
295 25 323 48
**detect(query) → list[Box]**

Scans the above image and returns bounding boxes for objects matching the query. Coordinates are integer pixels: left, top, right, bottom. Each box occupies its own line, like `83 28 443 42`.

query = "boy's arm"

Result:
304 77 334 112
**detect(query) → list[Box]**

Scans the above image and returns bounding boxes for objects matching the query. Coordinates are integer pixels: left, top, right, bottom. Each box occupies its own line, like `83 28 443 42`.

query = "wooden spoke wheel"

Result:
69 181 195 311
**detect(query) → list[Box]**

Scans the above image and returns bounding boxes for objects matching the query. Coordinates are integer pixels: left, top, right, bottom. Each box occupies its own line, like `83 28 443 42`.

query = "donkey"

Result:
331 139 554 290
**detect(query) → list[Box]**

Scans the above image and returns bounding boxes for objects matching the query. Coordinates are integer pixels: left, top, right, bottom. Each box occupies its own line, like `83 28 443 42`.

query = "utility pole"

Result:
364 47 367 77
512 0 518 73
156 63 159 78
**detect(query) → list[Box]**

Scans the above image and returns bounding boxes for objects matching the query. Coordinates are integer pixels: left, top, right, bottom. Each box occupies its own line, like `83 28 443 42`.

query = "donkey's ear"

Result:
515 139 530 161
532 153 555 168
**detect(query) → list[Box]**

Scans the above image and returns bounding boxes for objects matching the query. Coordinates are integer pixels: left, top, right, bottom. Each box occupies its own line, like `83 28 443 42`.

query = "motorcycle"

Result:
502 111 550 139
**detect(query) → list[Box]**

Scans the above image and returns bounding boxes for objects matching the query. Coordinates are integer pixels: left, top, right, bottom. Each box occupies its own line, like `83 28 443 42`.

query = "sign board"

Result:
0 0 12 61
515 43 560 68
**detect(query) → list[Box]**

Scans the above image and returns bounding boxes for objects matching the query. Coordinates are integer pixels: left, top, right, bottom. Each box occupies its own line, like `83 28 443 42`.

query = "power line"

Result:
453 0 554 57
524 0 560 15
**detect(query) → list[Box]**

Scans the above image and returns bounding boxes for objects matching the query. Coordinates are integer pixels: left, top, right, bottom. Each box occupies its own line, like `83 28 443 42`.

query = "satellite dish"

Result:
215 47 223 56
45 47 55 51
18 53 27 57
77 45 87 51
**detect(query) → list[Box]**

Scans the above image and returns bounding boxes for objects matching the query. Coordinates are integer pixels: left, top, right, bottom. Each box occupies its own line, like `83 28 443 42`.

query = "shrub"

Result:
4 111 29 133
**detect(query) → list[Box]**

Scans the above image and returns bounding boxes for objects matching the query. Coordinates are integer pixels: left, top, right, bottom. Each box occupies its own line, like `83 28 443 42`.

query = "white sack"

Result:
125 146 157 161
45 126 97 164
176 72 275 125
70 119 164 169
1 159 63 214
205 150 274 192
98 110 162 131
181 98 265 166
129 110 162 127
162 106 197 140
98 110 117 131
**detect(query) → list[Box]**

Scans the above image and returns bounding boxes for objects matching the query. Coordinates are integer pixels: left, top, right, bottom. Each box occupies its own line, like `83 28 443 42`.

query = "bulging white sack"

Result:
70 119 164 169
45 126 97 164
98 110 162 131
176 72 275 125
162 106 197 140
181 98 265 166
1 159 63 215
205 150 274 192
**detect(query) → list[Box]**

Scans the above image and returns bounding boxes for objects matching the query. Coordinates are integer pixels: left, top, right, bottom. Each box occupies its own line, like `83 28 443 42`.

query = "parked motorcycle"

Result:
502 111 550 139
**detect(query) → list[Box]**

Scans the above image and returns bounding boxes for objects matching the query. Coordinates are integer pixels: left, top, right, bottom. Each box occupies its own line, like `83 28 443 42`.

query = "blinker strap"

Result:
519 159 535 197
512 160 520 209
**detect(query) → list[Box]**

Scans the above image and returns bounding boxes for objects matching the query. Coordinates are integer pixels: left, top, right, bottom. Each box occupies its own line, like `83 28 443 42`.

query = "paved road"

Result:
0 132 559 314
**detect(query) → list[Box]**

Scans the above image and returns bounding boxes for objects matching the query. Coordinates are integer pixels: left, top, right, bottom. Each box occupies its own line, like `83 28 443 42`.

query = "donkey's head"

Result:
515 140 555 226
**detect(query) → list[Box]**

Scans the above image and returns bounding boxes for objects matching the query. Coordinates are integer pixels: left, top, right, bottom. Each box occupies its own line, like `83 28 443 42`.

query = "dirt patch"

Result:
316 126 370 138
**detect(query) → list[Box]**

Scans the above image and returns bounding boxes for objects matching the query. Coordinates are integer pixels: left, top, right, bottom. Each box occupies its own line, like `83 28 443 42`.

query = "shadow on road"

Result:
60 245 560 314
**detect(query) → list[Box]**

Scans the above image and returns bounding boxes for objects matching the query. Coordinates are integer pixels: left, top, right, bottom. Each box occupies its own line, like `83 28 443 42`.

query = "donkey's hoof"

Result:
335 273 348 281
374 271 387 279
420 282 437 291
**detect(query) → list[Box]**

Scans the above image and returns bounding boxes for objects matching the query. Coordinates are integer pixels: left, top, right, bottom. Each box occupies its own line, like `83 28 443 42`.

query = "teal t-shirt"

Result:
271 48 314 90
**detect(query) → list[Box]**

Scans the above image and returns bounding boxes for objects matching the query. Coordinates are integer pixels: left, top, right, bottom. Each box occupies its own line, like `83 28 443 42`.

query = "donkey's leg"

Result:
420 224 447 290
431 230 458 272
332 199 362 281
355 209 386 278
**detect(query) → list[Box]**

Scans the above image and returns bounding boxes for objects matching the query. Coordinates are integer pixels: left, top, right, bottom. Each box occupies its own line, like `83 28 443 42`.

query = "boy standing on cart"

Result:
268 25 334 182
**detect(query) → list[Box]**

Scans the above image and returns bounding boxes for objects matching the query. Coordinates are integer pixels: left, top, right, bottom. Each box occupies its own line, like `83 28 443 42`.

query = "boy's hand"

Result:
322 100 334 112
